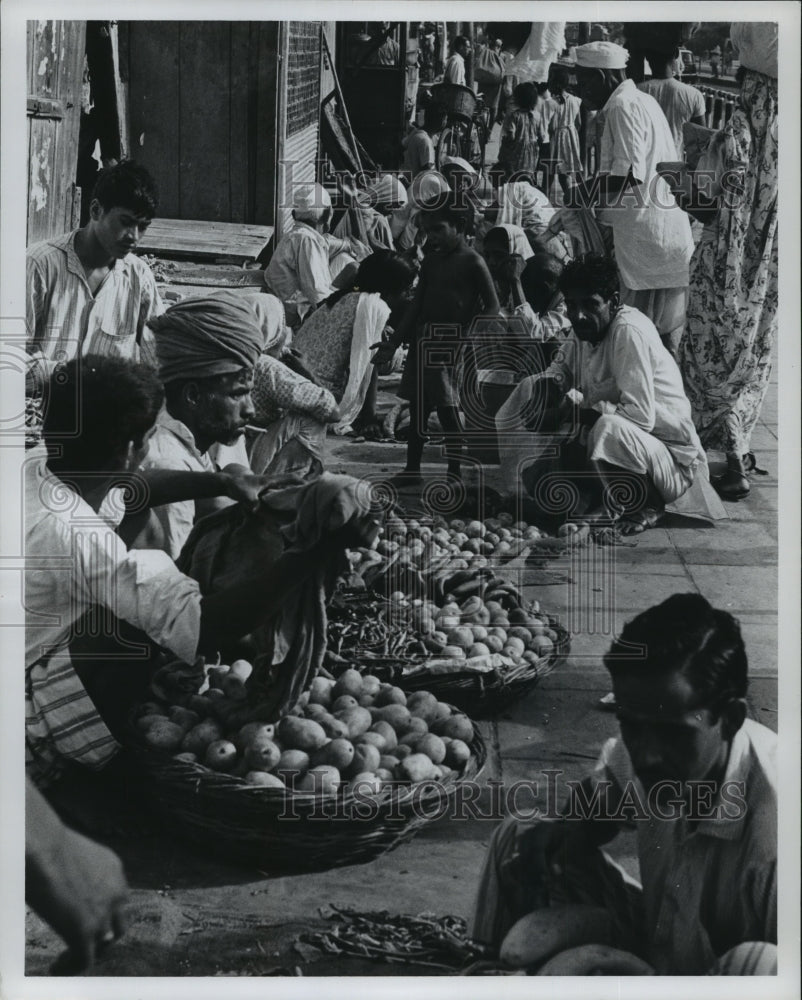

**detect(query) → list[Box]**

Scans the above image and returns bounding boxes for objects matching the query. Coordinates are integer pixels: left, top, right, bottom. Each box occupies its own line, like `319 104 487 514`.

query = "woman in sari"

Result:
292 251 417 436
664 24 778 500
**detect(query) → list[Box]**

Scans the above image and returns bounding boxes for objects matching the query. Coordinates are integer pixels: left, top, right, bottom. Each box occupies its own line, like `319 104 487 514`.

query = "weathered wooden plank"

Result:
137 218 274 261
229 22 251 223
127 21 181 217
144 259 266 287
254 21 280 227
179 22 231 220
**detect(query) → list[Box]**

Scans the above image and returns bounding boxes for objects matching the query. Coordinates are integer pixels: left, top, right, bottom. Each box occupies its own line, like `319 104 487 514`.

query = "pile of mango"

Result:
134 663 476 798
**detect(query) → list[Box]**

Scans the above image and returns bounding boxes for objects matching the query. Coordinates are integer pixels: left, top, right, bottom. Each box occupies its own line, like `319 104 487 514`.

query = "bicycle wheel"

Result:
436 121 465 168
462 120 484 173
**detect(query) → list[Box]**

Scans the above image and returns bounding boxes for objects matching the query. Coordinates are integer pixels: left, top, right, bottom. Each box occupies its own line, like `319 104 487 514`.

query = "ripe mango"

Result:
375 685 407 707
245 736 281 772
360 674 382 696
143 720 185 752
297 765 341 795
500 904 612 969
416 733 446 764
318 714 351 739
405 691 439 724
431 714 474 743
369 720 398 750
396 753 437 783
335 706 373 739
245 770 285 789
348 742 381 776
204 739 238 771
332 695 359 714
358 731 387 753
445 738 471 769
181 719 223 756
277 716 328 752
374 704 412 731
275 749 310 779
332 668 363 700
308 676 335 707
168 706 200 733
235 722 275 752
312 738 354 771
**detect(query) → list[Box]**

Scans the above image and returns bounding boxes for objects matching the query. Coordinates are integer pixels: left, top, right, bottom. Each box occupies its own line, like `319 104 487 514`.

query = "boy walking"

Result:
374 196 500 484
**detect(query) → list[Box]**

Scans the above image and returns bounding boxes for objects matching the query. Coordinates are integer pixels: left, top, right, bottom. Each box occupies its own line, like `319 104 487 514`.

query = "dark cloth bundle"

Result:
176 474 370 720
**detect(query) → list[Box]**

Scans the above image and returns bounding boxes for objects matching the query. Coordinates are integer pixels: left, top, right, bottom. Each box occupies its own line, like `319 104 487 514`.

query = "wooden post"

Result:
466 22 475 90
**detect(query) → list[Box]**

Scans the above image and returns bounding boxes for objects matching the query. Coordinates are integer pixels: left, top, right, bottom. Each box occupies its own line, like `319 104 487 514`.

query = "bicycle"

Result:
430 83 490 173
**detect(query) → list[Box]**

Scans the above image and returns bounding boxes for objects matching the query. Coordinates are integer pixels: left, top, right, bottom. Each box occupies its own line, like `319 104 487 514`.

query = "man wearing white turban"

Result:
571 41 694 356
266 183 364 327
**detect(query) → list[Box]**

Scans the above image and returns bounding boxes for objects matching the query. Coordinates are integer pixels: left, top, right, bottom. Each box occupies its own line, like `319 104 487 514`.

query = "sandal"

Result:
617 506 665 535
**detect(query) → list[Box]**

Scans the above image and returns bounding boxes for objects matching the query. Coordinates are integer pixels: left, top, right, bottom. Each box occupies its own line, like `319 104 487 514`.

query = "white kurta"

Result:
264 223 337 322
598 80 694 291
497 306 706 502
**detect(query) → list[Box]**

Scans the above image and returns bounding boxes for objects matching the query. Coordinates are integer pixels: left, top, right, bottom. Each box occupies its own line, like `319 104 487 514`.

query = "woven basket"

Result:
397 620 571 718
127 716 486 873
431 83 477 121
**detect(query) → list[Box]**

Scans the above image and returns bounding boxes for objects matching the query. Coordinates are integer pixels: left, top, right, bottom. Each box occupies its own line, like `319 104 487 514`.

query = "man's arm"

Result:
26 779 129 974
296 233 336 307
372 265 426 363
120 467 270 514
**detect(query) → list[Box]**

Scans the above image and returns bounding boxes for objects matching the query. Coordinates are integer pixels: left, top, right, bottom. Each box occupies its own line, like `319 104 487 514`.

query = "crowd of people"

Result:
21 21 778 978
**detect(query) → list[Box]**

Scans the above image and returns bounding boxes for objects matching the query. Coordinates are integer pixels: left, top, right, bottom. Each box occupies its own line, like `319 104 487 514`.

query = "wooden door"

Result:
27 20 86 245
121 21 279 225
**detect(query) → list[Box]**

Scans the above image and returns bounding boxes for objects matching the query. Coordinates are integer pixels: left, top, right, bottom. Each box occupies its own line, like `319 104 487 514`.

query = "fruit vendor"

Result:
496 252 715 534
470 594 777 975
127 292 268 558
25 355 372 792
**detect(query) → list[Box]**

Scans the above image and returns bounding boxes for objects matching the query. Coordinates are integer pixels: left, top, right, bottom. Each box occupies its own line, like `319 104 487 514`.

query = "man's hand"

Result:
26 783 129 975
221 466 271 508
370 341 397 367
578 408 602 429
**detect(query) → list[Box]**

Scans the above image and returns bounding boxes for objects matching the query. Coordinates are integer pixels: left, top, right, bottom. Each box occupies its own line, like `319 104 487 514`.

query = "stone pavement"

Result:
25 372 779 977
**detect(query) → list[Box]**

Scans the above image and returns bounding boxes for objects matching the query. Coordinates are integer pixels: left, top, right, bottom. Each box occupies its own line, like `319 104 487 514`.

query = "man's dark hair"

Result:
91 160 159 218
418 194 470 233
559 252 620 301
42 356 164 474
604 594 749 710
424 103 447 132
324 250 416 309
644 49 675 74
513 81 539 111
452 34 469 52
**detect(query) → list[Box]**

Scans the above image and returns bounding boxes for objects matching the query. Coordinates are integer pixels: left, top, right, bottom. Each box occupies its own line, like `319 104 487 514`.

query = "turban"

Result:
247 292 291 358
440 155 477 175
730 23 777 79
485 224 534 261
366 174 408 208
291 182 332 221
149 292 264 383
574 41 629 70
409 169 451 208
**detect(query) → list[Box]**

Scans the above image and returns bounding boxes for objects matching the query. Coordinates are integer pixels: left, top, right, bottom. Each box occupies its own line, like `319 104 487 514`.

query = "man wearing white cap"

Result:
572 40 694 355
266 183 361 327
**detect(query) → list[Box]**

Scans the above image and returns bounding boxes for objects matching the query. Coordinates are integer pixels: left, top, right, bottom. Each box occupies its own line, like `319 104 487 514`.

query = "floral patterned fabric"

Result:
499 108 544 176
549 92 583 174
679 70 778 454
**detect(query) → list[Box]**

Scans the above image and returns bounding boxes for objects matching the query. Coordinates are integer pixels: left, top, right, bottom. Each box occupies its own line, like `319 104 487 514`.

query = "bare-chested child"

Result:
373 195 500 484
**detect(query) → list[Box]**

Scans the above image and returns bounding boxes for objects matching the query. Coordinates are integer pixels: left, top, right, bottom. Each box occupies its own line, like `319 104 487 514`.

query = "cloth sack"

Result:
474 45 505 85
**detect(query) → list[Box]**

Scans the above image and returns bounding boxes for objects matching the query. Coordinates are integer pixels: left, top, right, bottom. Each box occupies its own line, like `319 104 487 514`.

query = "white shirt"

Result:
638 77 706 158
25 447 202 776
138 409 236 559
26 230 164 367
264 222 336 320
599 80 694 290
444 53 466 86
546 306 705 470
591 719 777 973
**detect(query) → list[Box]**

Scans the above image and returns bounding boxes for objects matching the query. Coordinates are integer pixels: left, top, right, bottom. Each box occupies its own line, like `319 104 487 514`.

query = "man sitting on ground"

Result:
26 355 374 807
471 593 777 975
26 160 164 380
496 253 707 534
265 183 366 327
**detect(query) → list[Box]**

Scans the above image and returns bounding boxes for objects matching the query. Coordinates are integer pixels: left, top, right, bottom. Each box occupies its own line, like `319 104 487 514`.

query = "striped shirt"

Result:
26 230 164 368
25 446 202 784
